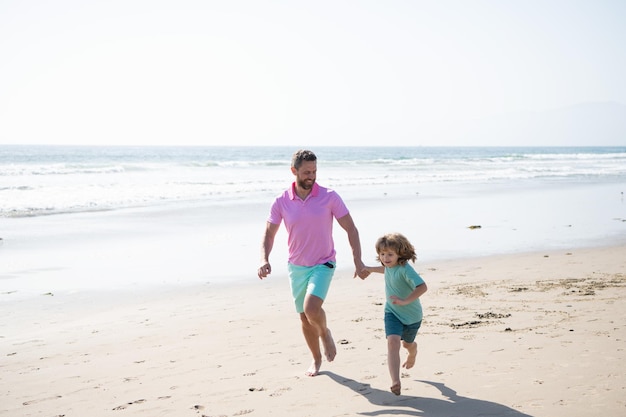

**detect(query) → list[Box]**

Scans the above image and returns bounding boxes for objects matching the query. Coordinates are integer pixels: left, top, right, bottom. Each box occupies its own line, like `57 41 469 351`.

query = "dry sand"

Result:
1 245 625 416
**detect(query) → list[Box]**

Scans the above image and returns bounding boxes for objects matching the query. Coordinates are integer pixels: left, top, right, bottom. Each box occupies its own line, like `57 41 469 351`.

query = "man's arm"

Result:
258 221 280 279
336 213 369 279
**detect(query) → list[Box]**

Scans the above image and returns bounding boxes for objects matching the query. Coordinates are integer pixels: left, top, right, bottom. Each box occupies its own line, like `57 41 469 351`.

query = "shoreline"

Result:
2 179 624 300
2 243 625 416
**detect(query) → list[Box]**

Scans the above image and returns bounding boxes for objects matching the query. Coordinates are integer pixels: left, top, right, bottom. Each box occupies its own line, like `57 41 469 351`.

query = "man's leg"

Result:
300 311 322 376
302 294 336 376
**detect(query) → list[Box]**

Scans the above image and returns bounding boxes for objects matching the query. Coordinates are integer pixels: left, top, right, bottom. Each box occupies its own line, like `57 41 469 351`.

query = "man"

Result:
258 149 368 376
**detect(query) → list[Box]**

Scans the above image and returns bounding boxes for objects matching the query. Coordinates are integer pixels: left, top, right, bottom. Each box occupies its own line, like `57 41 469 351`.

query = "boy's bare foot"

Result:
322 329 336 362
390 382 401 395
305 359 322 377
402 342 418 369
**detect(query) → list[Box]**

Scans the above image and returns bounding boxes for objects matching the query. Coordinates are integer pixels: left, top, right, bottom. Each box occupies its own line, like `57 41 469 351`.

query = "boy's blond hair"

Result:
375 233 417 266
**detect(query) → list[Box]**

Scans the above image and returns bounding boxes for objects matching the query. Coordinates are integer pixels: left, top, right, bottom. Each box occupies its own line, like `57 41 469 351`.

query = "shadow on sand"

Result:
322 371 535 417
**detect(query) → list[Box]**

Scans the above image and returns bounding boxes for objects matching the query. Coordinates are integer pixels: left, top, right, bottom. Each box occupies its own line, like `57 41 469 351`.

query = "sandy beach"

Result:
2 0 626 412
1 152 625 416
2 242 624 417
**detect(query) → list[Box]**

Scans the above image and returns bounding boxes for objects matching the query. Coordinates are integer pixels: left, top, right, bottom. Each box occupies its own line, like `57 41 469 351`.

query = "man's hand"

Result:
258 262 272 279
354 264 371 280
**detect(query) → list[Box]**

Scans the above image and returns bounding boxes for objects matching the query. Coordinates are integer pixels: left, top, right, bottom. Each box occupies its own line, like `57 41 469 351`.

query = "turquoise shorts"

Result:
288 262 335 313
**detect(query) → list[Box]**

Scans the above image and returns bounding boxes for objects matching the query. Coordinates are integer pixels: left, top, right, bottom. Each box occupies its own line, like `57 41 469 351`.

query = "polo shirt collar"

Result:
288 182 320 200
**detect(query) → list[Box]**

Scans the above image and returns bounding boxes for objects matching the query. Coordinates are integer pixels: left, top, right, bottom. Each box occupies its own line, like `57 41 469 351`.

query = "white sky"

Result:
1 0 625 147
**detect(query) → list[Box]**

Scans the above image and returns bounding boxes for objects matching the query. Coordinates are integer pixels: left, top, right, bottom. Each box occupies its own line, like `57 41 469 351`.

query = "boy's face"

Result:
379 248 399 268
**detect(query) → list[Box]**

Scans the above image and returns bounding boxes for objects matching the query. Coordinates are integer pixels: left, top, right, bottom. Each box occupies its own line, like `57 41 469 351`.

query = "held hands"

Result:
355 264 383 279
353 262 371 280
258 262 271 279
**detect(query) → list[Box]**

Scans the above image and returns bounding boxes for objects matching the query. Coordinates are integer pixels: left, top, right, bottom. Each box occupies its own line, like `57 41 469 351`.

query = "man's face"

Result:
292 160 317 190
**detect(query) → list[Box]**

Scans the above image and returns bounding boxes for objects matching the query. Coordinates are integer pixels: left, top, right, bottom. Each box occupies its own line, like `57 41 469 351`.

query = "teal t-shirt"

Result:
384 263 425 325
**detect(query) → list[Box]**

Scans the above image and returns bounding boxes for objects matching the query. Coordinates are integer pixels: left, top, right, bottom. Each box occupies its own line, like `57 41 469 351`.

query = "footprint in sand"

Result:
112 399 146 410
233 410 254 415
22 395 62 406
269 387 291 397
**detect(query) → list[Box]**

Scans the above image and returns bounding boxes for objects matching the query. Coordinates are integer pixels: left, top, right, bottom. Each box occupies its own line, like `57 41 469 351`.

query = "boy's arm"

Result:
364 265 385 274
390 282 428 305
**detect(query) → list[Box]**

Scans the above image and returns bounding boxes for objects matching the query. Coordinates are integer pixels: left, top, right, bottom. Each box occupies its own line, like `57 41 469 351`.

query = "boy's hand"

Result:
354 266 371 280
390 295 407 305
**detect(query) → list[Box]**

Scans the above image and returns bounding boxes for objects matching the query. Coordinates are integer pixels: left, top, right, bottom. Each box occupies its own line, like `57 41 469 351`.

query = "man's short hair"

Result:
291 149 317 170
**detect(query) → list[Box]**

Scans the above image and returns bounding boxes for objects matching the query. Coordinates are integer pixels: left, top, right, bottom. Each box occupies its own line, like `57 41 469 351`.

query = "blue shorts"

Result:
288 262 335 313
384 311 422 343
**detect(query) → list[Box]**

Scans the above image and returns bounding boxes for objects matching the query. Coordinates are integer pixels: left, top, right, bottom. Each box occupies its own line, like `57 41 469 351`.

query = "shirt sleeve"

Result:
404 264 425 287
267 196 283 225
330 191 349 219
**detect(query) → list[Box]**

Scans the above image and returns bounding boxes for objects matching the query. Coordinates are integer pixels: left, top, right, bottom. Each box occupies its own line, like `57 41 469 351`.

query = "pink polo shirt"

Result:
268 182 350 267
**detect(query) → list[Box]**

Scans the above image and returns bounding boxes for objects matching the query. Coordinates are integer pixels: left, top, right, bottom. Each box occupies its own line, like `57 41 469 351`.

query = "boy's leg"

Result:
402 340 418 369
387 335 402 395
400 320 421 370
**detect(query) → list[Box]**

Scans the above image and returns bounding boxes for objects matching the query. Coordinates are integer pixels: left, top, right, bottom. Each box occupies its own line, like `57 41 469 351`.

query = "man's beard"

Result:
297 178 315 190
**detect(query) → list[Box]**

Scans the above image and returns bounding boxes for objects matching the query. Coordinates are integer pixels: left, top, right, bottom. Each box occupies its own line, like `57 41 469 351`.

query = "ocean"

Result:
2 145 626 217
1 145 625 297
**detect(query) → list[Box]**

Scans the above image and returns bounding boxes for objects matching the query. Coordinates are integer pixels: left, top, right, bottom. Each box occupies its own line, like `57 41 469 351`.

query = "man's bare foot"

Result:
390 382 401 396
322 329 336 362
305 359 322 377
402 342 418 369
